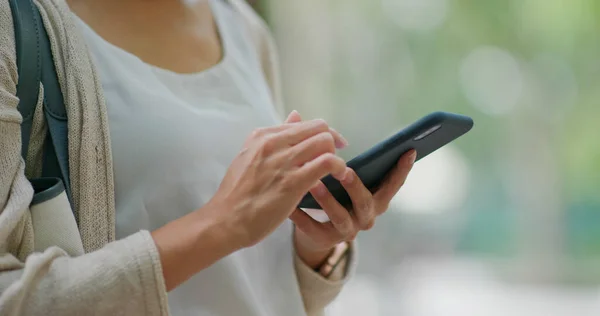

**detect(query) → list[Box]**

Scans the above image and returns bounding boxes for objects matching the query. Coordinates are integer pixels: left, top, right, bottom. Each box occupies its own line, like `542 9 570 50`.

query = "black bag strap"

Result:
10 0 73 207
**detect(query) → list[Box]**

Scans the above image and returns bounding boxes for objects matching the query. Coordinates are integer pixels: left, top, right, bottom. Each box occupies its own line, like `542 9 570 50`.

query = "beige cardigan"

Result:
0 0 350 315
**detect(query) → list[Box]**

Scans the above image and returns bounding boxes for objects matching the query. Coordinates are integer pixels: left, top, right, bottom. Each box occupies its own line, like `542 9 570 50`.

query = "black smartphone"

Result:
298 111 474 209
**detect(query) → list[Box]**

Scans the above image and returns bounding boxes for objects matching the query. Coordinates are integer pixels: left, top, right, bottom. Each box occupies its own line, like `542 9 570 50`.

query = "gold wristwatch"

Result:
317 241 350 278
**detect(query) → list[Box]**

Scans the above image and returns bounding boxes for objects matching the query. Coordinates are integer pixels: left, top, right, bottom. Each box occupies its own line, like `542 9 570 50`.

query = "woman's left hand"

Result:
291 150 415 256
285 111 416 268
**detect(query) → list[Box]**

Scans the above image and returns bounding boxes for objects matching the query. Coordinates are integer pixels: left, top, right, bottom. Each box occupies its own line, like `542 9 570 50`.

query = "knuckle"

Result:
327 153 344 166
250 128 264 140
279 172 295 190
332 228 346 242
346 232 358 241
320 132 336 152
365 219 375 230
276 173 293 191
318 153 345 173
332 214 349 228
312 119 329 131
319 153 335 168
259 135 278 156
358 198 373 213
345 169 358 186
313 133 335 154
342 221 355 236
359 216 375 230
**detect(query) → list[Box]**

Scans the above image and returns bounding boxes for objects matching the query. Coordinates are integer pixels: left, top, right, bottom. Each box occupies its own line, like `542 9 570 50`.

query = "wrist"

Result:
293 227 336 269
152 203 241 291
190 204 245 257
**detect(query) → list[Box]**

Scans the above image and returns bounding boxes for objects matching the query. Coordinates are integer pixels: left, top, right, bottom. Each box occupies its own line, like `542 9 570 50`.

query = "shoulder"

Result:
227 0 277 57
227 0 286 118
227 0 270 32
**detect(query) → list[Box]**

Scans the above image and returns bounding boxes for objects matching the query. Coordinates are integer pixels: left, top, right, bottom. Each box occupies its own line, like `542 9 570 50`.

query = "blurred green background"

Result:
252 0 600 315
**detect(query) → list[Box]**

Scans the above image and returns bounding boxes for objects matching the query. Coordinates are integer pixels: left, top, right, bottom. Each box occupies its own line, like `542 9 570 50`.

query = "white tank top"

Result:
76 1 306 315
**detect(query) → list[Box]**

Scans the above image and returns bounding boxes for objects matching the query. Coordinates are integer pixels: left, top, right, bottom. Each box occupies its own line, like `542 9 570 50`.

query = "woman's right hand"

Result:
152 115 348 290
205 118 347 248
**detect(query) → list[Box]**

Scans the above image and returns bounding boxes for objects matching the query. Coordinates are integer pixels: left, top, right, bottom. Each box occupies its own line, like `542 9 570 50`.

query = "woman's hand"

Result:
205 117 349 249
153 113 349 290
291 150 415 255
286 112 416 269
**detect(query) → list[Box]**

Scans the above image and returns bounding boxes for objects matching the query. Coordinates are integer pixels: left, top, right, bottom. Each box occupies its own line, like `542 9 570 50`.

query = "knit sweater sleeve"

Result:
0 2 169 315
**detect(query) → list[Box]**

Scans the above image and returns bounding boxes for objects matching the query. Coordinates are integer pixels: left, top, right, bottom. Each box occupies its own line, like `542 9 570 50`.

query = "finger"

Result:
309 181 355 237
285 110 302 123
249 118 324 141
249 120 330 157
292 153 346 192
374 149 417 208
285 132 336 166
249 121 305 138
339 168 376 230
284 112 347 149
275 119 332 146
289 209 339 242
329 127 349 149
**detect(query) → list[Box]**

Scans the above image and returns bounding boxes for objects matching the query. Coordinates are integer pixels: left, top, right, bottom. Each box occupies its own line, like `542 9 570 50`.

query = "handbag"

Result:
9 0 84 256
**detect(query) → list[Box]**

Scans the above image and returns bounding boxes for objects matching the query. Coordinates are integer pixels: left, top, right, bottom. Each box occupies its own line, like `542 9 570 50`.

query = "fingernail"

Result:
342 168 354 184
286 110 299 122
408 150 417 165
341 136 349 147
330 128 349 149
335 138 348 149
332 170 345 182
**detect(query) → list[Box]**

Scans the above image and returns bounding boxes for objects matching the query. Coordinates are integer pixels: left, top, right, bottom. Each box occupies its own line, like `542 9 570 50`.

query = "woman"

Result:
0 0 416 315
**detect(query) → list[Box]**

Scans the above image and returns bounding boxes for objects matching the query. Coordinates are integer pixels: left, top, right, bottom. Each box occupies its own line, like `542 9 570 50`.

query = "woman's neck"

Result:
69 0 224 74
68 0 211 21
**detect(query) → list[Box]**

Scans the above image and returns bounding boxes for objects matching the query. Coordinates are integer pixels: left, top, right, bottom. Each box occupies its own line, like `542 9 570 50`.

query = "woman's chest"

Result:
106 79 277 172
101 65 281 236
95 33 280 180
101 63 281 202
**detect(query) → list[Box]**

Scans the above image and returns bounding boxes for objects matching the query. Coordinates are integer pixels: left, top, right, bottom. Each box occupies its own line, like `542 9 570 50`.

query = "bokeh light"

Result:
391 145 470 214
460 46 524 116
525 54 578 121
262 0 600 314
381 0 449 32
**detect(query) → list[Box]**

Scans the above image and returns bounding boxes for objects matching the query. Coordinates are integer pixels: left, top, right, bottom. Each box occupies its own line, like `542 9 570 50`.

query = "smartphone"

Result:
297 111 474 209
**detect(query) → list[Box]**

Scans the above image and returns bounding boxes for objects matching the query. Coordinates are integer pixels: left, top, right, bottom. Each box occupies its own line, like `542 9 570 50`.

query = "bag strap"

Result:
9 0 40 158
10 0 73 207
